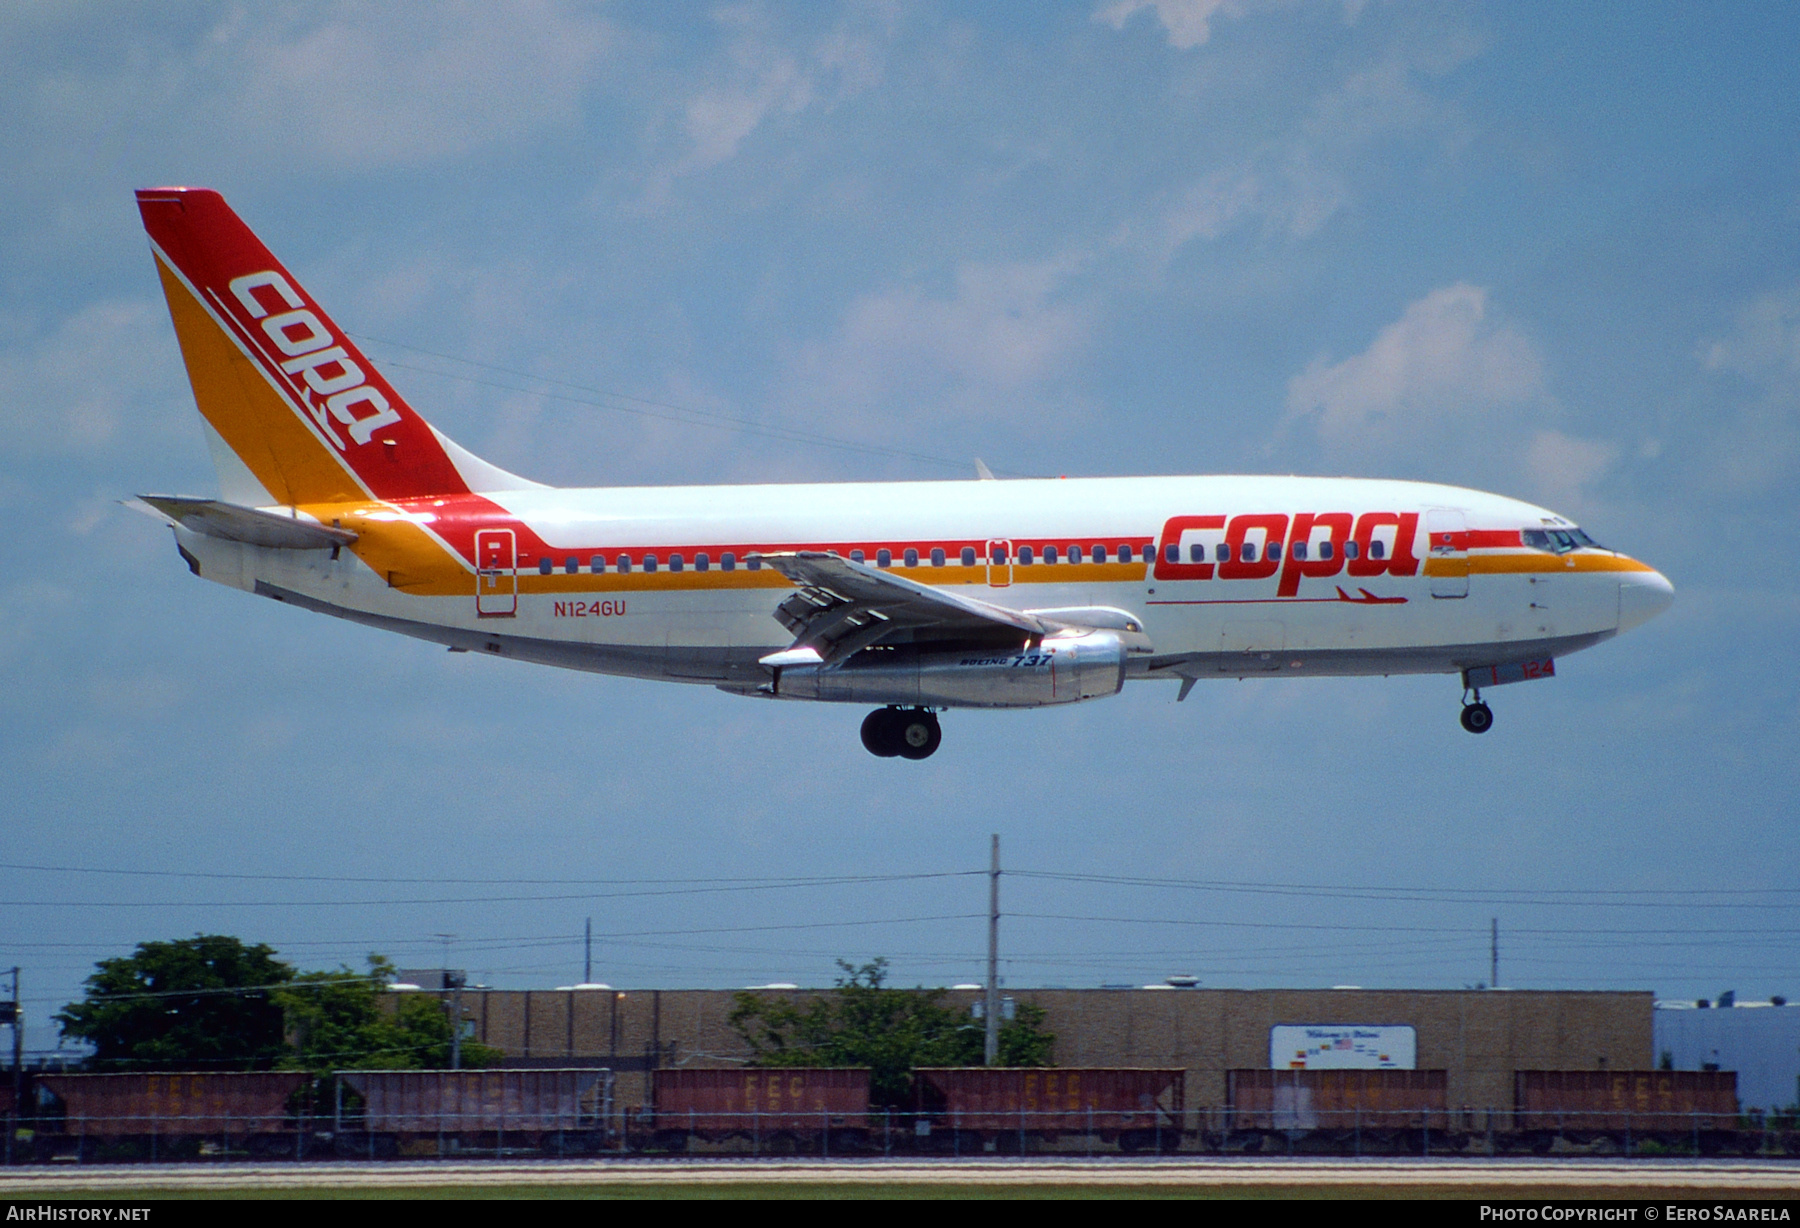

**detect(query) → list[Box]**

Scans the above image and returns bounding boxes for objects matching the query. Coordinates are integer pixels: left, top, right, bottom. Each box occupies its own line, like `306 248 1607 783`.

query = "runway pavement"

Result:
3 1158 1799 1195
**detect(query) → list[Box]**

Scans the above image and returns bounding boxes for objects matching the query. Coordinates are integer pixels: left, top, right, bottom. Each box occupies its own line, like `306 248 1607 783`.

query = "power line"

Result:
1013 871 1800 908
0 862 976 888
0 883 985 909
1013 912 1456 934
354 333 1029 476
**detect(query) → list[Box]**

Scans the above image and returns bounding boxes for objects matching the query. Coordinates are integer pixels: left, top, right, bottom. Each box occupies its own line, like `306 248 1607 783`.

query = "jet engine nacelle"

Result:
776 630 1128 709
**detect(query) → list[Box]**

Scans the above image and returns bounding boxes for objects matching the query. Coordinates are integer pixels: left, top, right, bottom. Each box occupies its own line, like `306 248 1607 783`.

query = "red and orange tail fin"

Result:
138 187 522 508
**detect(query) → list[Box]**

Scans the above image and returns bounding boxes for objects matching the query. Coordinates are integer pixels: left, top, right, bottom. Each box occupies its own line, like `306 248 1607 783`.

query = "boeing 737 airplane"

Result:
131 188 1672 759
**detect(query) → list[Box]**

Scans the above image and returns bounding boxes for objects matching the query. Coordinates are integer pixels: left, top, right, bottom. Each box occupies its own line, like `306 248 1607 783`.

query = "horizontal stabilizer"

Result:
131 496 358 550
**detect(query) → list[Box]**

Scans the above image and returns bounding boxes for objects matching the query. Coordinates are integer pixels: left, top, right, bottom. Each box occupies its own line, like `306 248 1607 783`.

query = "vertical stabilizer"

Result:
137 188 533 506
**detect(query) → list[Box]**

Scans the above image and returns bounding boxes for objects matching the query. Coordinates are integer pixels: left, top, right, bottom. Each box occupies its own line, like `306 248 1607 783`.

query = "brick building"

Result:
440 985 1649 1117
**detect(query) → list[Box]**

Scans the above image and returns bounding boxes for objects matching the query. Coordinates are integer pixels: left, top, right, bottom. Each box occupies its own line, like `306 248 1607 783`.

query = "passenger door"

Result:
475 528 517 617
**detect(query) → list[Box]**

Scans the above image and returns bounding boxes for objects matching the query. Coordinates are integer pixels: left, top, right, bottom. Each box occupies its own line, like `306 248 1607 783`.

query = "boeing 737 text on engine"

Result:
130 189 1673 759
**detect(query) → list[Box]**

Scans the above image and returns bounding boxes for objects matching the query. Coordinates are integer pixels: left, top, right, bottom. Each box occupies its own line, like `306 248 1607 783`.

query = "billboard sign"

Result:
1270 1024 1417 1069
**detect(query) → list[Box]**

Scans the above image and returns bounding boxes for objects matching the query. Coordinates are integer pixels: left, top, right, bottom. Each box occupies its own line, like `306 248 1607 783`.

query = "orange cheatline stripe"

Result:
1462 553 1655 575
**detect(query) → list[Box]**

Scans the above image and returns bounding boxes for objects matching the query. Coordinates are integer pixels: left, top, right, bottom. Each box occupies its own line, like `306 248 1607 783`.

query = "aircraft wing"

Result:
758 551 1047 666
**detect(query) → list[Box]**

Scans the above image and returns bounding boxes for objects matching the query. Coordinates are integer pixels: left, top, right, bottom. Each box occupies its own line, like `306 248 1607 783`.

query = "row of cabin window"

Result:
538 551 760 575
532 542 1168 575
1160 538 1386 565
532 537 1392 575
877 544 1151 567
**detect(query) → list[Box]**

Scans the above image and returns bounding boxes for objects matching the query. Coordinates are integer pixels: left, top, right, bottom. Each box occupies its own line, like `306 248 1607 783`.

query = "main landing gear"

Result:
1460 690 1494 734
860 707 942 760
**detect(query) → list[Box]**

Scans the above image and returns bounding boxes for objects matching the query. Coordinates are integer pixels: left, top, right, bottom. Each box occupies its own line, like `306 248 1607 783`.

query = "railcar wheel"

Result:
860 707 904 757
896 711 942 760
1460 701 1493 734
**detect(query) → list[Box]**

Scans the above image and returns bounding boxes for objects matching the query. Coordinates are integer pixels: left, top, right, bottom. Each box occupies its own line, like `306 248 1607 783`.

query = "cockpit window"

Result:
1523 527 1604 554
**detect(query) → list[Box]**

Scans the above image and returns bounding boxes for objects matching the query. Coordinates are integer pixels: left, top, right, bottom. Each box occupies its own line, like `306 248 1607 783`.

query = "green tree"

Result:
994 1001 1056 1067
273 957 501 1071
56 935 293 1071
729 958 1055 1107
59 939 503 1073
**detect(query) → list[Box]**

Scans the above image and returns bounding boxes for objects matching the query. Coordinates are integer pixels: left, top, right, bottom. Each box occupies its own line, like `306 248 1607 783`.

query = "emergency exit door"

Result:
475 528 517 617
986 539 1013 587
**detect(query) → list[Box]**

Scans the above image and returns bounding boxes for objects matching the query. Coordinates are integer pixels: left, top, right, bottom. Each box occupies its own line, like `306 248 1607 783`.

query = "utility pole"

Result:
1490 918 1499 990
985 834 1000 1066
448 970 466 1070
584 917 592 984
433 934 463 1070
6 968 19 1111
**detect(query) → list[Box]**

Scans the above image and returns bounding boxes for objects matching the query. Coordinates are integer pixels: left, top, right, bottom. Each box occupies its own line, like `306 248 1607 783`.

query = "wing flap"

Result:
758 550 1049 665
758 552 1156 666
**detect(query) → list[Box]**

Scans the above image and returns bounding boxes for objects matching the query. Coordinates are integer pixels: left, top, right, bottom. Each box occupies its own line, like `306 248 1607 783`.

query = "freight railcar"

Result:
1225 1068 1448 1152
646 1068 870 1152
1513 1070 1740 1152
914 1067 1185 1152
333 1068 613 1157
31 1072 310 1161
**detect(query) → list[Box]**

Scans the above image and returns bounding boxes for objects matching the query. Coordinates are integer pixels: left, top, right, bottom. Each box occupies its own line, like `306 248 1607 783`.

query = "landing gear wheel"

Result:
860 707 904 757
1460 701 1494 734
895 710 942 760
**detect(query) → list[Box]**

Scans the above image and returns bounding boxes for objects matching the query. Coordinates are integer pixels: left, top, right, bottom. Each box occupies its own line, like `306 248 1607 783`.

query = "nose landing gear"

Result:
1459 690 1494 734
860 707 942 759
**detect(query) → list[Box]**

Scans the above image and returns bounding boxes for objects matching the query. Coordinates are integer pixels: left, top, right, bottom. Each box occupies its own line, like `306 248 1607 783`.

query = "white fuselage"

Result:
172 472 1673 703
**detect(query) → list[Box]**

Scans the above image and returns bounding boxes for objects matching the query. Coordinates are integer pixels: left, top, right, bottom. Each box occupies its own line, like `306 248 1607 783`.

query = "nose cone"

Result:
1618 567 1674 632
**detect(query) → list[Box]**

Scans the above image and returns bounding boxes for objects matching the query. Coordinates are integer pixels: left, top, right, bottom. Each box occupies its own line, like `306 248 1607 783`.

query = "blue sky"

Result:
3 1 1797 1045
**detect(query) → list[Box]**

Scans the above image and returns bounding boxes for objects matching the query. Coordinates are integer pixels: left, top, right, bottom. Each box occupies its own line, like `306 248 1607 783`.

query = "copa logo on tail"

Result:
227 270 401 449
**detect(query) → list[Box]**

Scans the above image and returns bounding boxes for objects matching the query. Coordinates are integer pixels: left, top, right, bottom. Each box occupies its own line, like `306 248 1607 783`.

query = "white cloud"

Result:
780 256 1092 426
1698 285 1800 493
0 299 177 455
1160 171 1262 247
2 2 620 187
654 7 891 189
1702 286 1800 380
1282 285 1628 508
1524 428 1616 509
1093 0 1241 50
679 52 814 174
1285 283 1544 443
1155 160 1349 250
1146 38 1478 255
224 2 618 166
1306 54 1455 147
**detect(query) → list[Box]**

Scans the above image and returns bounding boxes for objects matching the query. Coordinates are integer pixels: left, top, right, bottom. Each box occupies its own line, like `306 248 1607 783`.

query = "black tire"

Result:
860 707 903 757
896 711 942 760
1460 701 1494 734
